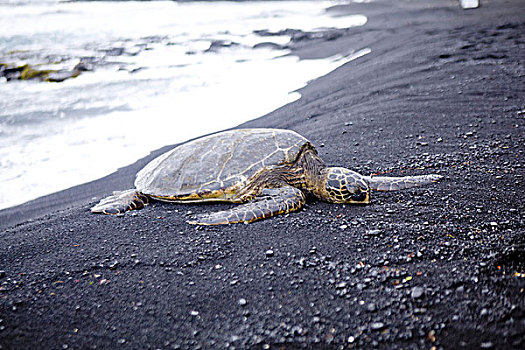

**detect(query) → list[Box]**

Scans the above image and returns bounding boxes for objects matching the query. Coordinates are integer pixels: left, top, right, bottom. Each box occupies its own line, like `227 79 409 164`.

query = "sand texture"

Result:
1 0 524 348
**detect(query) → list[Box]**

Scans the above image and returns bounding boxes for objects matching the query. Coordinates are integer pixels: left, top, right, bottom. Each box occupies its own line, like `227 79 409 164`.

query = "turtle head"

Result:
318 167 370 204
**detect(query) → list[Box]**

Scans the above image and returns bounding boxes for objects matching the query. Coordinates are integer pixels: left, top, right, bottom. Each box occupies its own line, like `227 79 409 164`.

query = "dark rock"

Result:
102 47 126 56
253 28 303 37
74 62 94 72
253 42 285 50
205 40 239 53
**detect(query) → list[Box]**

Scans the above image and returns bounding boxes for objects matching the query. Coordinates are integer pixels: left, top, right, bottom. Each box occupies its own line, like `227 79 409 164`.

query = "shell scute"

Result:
135 129 309 200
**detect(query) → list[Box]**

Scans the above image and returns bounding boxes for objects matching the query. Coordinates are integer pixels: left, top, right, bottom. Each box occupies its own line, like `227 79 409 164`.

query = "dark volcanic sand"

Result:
1 0 524 349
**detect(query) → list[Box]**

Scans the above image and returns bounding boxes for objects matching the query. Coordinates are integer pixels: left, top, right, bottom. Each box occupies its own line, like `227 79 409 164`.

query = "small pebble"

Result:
238 298 247 306
366 229 381 236
411 286 425 299
265 249 274 257
370 322 385 330
335 282 347 289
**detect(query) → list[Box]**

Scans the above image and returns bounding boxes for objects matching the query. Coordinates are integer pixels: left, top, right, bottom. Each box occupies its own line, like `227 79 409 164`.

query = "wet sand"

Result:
1 0 524 348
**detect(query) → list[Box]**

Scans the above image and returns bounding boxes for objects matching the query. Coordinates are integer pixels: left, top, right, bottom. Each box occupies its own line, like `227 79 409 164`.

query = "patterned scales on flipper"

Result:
188 186 306 225
364 174 442 191
90 189 149 214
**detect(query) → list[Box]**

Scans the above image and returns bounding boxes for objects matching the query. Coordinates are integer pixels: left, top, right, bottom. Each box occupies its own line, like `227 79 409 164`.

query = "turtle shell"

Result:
135 128 309 201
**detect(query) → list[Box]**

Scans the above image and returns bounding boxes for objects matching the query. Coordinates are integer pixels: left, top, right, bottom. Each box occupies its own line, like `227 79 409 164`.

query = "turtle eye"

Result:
324 167 369 203
351 191 368 202
342 180 369 203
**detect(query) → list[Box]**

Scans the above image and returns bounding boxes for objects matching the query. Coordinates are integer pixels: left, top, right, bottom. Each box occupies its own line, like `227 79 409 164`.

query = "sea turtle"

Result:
91 128 442 225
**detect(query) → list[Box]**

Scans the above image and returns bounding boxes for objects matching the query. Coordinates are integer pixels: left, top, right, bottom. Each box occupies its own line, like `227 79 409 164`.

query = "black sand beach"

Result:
1 0 524 348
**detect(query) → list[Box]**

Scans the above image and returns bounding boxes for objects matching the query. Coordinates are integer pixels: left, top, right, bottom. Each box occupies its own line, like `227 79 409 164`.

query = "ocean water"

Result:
0 0 369 210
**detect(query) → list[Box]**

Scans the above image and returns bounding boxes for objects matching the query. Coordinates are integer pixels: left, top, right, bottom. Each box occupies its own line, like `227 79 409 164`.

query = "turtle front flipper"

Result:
363 174 442 191
188 186 306 225
91 189 149 215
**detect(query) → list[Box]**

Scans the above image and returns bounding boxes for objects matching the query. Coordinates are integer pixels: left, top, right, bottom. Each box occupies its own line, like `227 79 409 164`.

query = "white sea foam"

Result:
0 1 369 210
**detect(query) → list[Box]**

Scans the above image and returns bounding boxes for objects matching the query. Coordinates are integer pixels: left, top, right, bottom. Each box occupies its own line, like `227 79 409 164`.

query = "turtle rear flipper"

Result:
364 174 442 191
188 186 305 225
91 189 149 215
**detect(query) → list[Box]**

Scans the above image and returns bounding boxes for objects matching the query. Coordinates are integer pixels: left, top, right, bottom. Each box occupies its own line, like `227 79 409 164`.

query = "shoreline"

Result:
0 0 364 213
1 0 524 348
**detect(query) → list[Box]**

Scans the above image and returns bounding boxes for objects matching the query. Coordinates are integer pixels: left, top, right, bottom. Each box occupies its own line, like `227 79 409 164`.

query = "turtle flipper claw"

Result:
188 186 305 225
91 189 149 215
